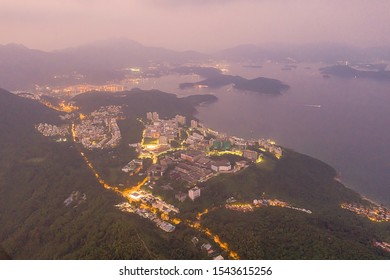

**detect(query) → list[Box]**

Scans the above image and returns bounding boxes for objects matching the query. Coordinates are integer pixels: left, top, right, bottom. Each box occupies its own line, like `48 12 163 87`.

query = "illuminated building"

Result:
152 112 159 121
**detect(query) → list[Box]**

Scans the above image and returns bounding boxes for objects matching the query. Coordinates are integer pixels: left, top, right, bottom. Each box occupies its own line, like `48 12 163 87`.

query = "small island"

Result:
173 66 290 95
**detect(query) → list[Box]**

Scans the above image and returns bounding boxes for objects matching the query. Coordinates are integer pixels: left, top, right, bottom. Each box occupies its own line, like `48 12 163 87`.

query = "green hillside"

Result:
0 89 203 259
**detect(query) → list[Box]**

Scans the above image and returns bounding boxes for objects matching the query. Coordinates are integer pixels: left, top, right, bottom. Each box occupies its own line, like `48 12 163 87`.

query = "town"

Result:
341 202 390 222
225 198 312 214
114 112 288 259
36 123 69 139
123 112 285 210
74 105 122 149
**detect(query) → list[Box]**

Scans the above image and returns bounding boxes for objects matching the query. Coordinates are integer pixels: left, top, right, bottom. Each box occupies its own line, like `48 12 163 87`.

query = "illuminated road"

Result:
71 120 241 259
187 220 240 260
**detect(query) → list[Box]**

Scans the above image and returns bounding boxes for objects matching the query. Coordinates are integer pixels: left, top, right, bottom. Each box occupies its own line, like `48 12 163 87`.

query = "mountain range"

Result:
1 39 389 91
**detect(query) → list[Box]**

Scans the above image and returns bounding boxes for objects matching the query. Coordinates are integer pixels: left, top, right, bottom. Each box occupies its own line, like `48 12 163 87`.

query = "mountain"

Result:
216 43 389 64
60 38 207 69
0 39 207 91
0 246 11 260
320 65 390 81
0 45 60 91
2 40 390 91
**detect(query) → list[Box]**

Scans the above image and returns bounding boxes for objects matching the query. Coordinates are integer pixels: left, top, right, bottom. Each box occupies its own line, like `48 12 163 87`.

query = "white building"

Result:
152 112 159 121
188 186 201 201
211 159 232 172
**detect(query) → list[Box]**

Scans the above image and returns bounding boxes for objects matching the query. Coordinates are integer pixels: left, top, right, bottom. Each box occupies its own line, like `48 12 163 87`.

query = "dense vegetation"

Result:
194 151 390 259
0 89 203 259
72 88 217 118
202 208 389 259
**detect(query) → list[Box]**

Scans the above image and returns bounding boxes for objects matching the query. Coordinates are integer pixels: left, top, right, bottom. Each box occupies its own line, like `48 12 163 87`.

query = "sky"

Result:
0 0 389 51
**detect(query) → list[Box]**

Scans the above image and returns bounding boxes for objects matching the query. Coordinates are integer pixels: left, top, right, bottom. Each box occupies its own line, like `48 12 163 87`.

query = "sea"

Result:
129 62 390 206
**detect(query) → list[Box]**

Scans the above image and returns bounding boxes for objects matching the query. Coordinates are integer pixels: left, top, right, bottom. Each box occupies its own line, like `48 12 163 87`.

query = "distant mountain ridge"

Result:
1 40 390 91
320 65 390 81
215 43 390 63
0 39 207 91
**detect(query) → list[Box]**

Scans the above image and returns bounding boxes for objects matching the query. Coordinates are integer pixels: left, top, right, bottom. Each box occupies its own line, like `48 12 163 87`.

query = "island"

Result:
173 66 290 94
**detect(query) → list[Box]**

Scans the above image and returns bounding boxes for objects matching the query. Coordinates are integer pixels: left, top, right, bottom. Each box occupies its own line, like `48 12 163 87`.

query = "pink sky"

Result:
1 0 389 51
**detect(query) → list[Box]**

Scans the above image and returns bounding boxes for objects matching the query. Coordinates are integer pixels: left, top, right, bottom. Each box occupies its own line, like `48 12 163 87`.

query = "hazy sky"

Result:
1 0 389 51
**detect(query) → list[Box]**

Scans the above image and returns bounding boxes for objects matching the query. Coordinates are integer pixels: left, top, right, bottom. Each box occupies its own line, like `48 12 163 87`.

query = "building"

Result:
235 160 248 170
152 112 159 121
175 115 186 125
147 164 167 177
270 146 283 158
146 112 159 121
175 192 188 202
211 159 232 172
181 150 203 162
191 120 198 128
159 135 168 145
243 150 258 161
188 186 201 201
195 156 211 167
192 132 204 141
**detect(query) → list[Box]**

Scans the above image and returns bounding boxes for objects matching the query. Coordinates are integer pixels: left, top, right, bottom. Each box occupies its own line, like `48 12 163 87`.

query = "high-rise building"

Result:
191 120 198 128
188 186 201 201
152 112 159 121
